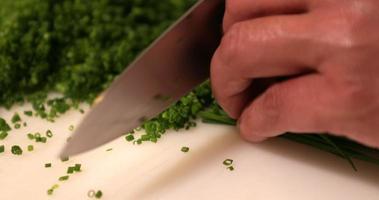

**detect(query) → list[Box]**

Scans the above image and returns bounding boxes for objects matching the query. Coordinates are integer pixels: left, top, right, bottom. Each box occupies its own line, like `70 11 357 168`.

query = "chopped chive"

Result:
45 163 52 168
223 159 233 166
47 184 59 195
27 133 34 140
36 136 47 143
0 145 4 153
46 130 53 138
11 145 23 155
61 157 69 162
106 148 113 152
69 125 74 131
125 134 134 142
74 164 81 172
88 190 96 198
11 113 21 123
58 175 69 181
24 111 33 116
0 118 11 132
14 123 21 129
67 166 75 174
0 131 8 140
34 132 41 138
227 166 234 171
27 145 34 151
181 147 190 153
79 109 85 114
95 190 103 199
23 122 27 127
47 189 54 195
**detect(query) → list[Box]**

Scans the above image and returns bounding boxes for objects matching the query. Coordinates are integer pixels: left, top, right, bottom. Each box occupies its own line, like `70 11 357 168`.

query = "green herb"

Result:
0 131 8 140
27 145 34 151
24 111 33 116
223 159 233 166
61 157 69 162
45 163 52 168
181 147 190 153
0 145 4 153
23 122 27 127
106 148 113 152
14 123 21 129
67 167 74 174
125 134 134 142
74 164 81 172
11 145 22 155
0 118 11 132
34 132 41 138
47 184 59 195
88 190 96 198
46 130 53 138
79 109 85 114
67 164 81 174
227 166 234 171
36 136 47 143
95 190 103 199
68 125 74 131
27 133 34 140
11 113 21 123
58 175 69 181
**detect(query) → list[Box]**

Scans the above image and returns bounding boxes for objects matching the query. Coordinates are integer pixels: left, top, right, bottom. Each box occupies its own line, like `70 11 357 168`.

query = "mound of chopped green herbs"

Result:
0 0 379 171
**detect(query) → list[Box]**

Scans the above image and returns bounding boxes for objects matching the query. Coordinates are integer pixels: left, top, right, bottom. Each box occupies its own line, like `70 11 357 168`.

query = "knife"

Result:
60 0 225 157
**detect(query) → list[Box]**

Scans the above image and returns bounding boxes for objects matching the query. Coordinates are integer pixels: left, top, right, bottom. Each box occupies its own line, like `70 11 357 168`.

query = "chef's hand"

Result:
211 0 379 148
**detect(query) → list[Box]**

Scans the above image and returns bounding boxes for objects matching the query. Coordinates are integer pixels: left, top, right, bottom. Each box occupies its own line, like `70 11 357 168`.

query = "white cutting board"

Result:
0 104 379 200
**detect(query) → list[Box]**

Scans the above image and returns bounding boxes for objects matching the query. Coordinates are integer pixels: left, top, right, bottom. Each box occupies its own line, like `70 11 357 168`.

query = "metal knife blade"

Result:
60 0 224 157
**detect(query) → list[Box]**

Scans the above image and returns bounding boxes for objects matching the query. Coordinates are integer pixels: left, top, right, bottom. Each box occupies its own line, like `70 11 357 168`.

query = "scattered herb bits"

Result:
27 133 34 140
227 166 234 171
106 148 113 152
223 159 233 166
74 164 81 172
23 122 27 127
0 118 11 132
58 175 69 181
11 145 23 155
0 131 8 140
47 184 59 195
11 113 21 123
67 167 75 174
24 111 33 116
68 125 74 131
14 123 21 129
46 130 53 138
0 145 4 153
45 163 52 168
61 157 69 162
181 147 190 153
67 164 81 174
27 145 34 152
95 190 103 199
125 134 134 142
88 190 96 198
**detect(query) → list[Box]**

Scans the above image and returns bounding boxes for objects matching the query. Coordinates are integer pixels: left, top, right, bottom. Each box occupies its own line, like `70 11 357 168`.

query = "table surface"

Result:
1 104 379 200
